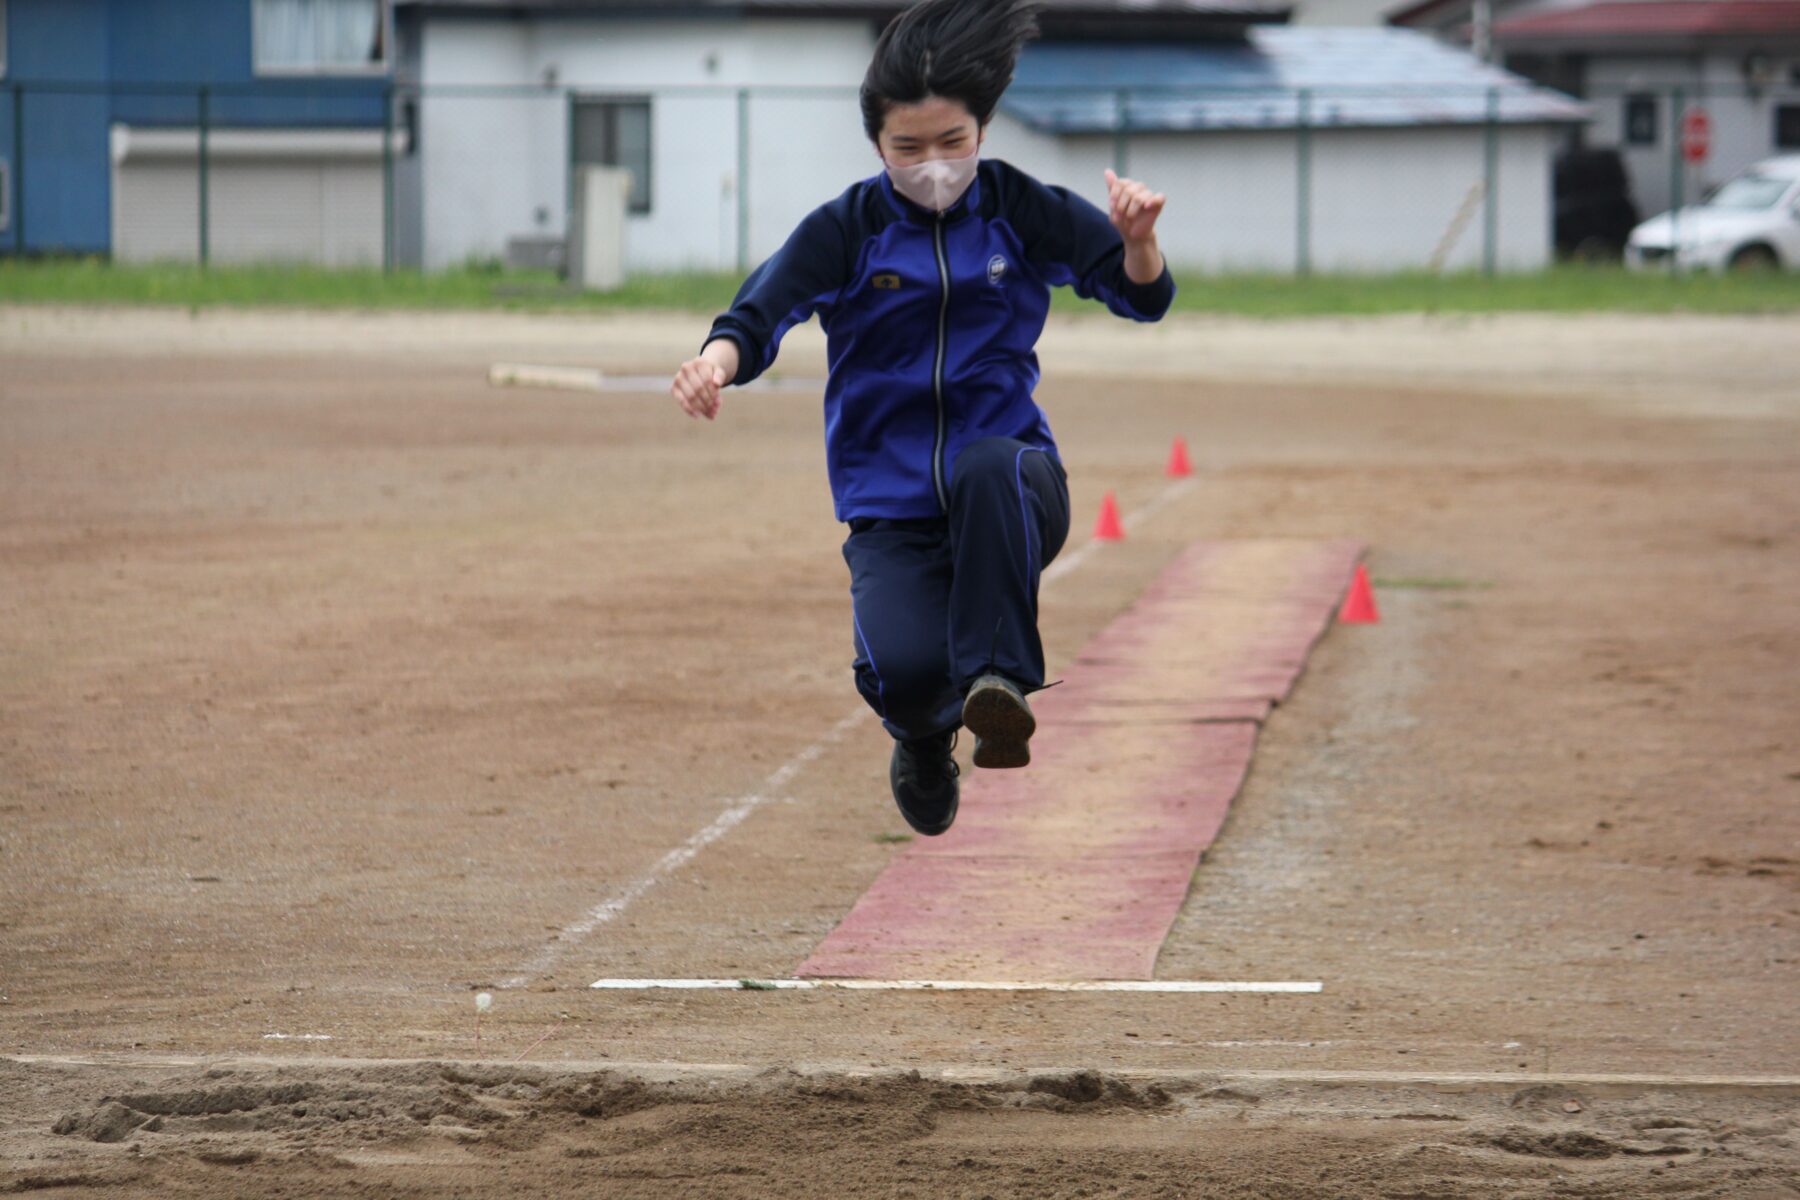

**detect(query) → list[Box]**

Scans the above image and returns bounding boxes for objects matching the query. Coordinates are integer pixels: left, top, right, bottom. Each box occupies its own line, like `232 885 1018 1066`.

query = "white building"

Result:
1491 1 1800 215
1394 0 1800 216
394 0 1581 274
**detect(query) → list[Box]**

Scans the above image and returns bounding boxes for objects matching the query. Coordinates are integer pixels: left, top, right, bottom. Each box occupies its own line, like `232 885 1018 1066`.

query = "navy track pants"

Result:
842 437 1071 742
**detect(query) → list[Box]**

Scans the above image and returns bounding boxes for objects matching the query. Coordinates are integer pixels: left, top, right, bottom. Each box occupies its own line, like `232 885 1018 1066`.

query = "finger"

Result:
679 372 711 414
687 370 715 405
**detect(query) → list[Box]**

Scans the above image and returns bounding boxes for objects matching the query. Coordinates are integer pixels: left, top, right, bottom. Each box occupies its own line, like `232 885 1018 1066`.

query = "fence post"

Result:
11 83 25 256
734 86 748 271
1113 89 1130 179
382 82 395 273
197 85 211 268
1482 86 1499 277
1296 88 1312 276
1667 85 1684 277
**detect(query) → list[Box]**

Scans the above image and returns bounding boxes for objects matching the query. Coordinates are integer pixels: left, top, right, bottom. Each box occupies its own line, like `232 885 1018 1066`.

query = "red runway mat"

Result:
797 538 1366 981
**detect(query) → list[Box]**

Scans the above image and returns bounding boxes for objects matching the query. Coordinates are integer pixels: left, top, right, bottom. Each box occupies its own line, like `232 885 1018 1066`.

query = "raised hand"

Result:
1104 168 1166 246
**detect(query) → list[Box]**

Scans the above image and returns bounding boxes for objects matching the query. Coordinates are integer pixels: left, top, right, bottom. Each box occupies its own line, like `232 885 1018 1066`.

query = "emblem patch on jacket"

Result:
987 255 1008 285
873 273 902 290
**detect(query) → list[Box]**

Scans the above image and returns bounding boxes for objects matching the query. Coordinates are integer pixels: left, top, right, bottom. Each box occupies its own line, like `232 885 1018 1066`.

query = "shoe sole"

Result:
898 794 958 837
963 681 1035 770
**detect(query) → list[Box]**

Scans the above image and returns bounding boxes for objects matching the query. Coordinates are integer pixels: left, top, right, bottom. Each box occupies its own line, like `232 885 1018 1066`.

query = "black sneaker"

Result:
962 673 1035 770
889 730 960 836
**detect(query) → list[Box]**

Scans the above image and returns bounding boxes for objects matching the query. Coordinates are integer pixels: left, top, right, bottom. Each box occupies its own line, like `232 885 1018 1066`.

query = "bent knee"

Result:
950 439 1026 495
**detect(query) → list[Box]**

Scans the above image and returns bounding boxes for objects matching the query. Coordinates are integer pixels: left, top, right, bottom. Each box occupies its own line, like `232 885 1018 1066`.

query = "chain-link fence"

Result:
3 79 1796 277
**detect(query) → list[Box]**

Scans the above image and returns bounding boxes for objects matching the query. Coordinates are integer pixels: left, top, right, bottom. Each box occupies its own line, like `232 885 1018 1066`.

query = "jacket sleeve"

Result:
705 203 853 386
1004 168 1175 322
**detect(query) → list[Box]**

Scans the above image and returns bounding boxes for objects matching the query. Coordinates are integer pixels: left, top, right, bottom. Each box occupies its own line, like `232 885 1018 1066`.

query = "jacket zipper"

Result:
929 214 951 513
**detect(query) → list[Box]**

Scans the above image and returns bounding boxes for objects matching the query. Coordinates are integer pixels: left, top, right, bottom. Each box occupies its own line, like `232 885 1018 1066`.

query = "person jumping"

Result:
668 0 1173 837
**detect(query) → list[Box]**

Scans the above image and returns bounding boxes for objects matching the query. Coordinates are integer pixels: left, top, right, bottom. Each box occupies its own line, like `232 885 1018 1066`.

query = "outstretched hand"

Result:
670 357 726 420
1104 169 1166 245
670 339 740 421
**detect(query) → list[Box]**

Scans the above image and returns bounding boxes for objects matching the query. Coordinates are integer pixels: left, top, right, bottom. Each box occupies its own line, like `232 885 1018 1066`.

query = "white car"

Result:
1626 154 1800 271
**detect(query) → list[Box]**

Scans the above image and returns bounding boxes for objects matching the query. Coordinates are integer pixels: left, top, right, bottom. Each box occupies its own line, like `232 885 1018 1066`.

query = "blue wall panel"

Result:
109 0 385 125
2 92 17 253
3 0 389 255
9 0 111 253
11 0 109 77
111 0 255 84
20 91 111 253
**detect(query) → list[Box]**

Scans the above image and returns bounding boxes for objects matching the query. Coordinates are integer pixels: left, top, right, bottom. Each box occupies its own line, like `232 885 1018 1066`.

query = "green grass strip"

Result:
3 258 1798 317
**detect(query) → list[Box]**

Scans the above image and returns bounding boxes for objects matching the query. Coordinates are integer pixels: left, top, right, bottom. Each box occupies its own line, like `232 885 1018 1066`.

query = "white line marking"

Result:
489 363 605 392
261 1033 333 1041
588 978 1320 993
510 475 1199 987
502 710 867 988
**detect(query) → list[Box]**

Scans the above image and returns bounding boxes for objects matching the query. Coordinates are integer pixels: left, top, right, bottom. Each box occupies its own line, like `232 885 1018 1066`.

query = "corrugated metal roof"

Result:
1495 0 1800 39
396 0 1294 36
396 0 1288 14
1004 28 1585 132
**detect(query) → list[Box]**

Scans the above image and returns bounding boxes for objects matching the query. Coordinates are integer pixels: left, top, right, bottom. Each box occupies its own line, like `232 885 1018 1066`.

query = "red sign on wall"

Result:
1681 108 1711 164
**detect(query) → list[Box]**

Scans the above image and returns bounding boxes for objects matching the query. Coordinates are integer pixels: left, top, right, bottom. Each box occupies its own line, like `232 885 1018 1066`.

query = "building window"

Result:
253 0 388 74
1777 104 1800 150
572 98 652 215
1624 94 1657 145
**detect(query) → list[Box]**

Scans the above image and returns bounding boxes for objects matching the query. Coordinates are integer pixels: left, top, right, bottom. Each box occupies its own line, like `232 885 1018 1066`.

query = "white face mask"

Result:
884 147 979 213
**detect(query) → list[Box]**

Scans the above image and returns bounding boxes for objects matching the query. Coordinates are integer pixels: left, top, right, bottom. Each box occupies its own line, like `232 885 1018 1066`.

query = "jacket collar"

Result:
877 166 983 225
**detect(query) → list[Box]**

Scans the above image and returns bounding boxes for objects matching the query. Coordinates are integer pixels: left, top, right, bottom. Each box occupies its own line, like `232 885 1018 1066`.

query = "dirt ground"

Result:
2 305 1797 1196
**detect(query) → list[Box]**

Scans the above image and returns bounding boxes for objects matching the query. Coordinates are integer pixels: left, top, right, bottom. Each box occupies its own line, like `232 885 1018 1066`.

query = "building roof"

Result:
396 0 1282 8
1004 27 1585 133
1385 0 1513 31
396 0 1294 37
1494 0 1800 41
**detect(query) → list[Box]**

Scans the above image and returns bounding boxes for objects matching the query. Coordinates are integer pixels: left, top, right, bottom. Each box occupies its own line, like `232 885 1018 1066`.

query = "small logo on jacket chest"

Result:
872 273 902 290
987 255 1008 286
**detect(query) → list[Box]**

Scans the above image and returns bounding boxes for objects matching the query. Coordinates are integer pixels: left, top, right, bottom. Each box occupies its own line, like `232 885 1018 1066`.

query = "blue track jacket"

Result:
706 159 1176 521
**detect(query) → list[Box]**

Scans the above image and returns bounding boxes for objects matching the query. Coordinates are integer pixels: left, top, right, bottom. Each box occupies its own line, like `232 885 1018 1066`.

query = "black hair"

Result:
860 0 1040 142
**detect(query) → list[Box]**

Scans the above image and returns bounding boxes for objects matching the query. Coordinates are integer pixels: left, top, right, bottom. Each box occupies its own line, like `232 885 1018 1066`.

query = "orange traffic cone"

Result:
1339 563 1380 624
1093 491 1125 541
1166 437 1192 478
